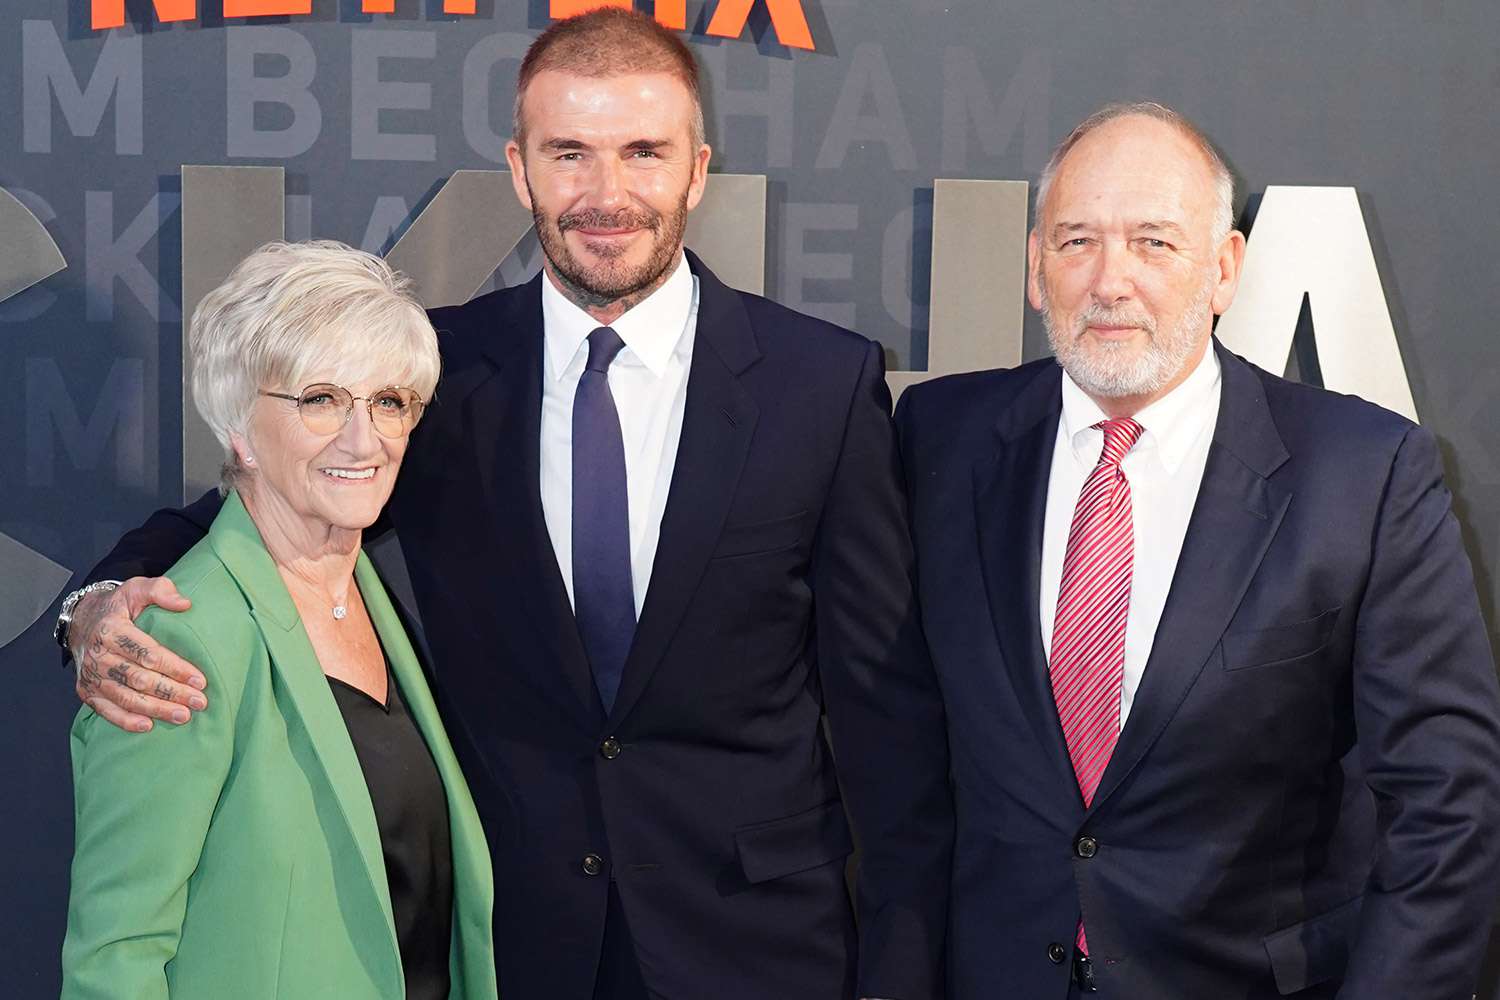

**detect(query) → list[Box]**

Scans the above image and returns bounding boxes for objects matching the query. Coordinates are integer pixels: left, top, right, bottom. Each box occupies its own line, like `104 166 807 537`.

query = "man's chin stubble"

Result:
549 248 674 312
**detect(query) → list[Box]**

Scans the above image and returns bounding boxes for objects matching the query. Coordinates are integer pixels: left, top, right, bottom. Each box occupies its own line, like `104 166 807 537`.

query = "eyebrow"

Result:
539 137 590 152
1048 222 1093 238
1135 220 1188 236
537 137 676 153
1047 219 1190 240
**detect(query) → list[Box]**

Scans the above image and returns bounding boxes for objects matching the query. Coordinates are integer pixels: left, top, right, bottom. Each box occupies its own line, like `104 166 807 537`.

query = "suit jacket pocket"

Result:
734 799 853 884
711 510 808 560
1223 607 1341 671
1262 894 1363 995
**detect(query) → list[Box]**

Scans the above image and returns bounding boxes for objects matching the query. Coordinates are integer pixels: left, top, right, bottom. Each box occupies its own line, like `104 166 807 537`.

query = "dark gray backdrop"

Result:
4 1 1499 995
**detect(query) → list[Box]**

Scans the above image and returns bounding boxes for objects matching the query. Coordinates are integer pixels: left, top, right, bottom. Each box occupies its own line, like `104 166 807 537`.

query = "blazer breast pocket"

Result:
1222 607 1341 672
711 510 808 560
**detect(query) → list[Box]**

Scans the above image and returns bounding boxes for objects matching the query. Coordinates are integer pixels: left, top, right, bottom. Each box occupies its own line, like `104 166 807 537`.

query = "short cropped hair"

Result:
513 7 706 150
189 240 440 493
1034 101 1236 241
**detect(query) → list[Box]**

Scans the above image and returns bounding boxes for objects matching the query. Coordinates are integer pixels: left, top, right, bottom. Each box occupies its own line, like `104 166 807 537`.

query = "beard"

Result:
529 182 690 310
1040 269 1216 400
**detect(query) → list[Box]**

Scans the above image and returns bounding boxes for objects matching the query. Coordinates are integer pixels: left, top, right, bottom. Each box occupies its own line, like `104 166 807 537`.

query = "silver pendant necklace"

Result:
286 572 350 621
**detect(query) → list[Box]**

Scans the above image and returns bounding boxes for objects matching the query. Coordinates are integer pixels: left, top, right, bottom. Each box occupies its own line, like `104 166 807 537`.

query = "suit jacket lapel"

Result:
356 555 497 996
972 363 1083 799
473 278 603 724
363 529 436 671
206 492 401 980
1090 341 1292 811
607 252 761 725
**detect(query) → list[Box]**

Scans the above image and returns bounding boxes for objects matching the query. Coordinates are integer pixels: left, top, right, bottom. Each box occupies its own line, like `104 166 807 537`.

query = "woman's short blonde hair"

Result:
189 240 440 493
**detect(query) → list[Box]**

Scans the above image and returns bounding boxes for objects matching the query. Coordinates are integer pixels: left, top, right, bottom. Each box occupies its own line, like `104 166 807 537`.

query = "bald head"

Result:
1034 102 1235 241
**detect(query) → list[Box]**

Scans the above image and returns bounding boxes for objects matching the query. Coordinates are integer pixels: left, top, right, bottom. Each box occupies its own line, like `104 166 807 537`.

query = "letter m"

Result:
22 20 144 155
25 359 148 490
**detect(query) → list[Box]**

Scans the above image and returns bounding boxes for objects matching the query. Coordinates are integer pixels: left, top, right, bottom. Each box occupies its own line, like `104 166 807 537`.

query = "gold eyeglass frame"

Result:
258 382 428 438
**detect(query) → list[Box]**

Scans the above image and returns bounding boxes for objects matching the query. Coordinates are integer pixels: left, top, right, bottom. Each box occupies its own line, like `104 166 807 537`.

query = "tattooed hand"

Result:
72 576 203 733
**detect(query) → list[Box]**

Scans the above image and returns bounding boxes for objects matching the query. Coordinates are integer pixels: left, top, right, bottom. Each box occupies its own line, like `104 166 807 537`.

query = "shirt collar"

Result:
541 253 694 381
1059 341 1222 475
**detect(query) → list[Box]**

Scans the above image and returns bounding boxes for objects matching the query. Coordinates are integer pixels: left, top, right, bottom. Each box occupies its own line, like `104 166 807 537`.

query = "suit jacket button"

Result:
1047 942 1067 964
1075 835 1098 859
582 854 605 876
600 737 622 760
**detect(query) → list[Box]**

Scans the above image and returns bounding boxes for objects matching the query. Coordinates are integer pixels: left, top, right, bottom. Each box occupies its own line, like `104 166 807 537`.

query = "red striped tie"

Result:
1050 416 1143 956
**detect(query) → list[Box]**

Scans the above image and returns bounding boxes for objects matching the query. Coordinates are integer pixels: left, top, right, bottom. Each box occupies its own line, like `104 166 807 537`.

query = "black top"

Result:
328 664 454 1000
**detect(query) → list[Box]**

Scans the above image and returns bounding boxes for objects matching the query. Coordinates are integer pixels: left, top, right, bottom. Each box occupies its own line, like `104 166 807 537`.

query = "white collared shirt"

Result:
1039 344 1222 728
539 253 698 616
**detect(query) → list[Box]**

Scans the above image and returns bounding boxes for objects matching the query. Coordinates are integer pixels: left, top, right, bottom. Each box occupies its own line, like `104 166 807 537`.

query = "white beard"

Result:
1041 270 1215 400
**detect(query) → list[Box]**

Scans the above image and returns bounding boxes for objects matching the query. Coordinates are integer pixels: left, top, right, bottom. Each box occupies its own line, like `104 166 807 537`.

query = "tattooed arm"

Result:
69 490 223 732
72 581 200 732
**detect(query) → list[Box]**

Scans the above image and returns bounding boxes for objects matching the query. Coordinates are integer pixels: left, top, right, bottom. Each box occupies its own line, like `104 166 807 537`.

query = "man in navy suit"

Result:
896 101 1500 999
60 10 952 1000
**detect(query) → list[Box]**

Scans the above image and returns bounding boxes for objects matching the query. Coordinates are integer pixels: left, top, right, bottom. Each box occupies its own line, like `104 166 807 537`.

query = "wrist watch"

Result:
54 580 123 651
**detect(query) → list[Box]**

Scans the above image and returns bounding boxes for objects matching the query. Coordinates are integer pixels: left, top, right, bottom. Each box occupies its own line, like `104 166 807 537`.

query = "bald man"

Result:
896 102 1500 998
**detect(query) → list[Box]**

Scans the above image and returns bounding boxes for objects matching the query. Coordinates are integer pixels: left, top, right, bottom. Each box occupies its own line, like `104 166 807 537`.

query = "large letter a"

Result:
1216 186 1418 421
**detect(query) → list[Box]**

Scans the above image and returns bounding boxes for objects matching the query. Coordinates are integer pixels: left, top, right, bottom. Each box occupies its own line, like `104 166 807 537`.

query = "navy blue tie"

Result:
573 327 635 713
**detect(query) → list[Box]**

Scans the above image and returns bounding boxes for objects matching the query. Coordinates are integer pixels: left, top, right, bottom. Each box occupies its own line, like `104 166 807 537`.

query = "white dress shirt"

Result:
539 253 698 616
1039 345 1222 728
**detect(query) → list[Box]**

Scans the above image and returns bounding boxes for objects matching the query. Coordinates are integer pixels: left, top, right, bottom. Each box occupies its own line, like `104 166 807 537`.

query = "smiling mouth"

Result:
559 208 657 239
575 227 640 238
1083 324 1149 342
321 467 377 481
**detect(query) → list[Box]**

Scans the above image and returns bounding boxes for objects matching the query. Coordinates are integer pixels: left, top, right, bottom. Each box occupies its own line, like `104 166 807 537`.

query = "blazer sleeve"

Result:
85 490 224 584
812 341 954 1000
60 610 239 1000
1338 425 1500 999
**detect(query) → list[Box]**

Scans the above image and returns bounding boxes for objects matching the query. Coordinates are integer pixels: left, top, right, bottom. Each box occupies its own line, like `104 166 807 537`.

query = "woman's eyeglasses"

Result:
259 383 427 438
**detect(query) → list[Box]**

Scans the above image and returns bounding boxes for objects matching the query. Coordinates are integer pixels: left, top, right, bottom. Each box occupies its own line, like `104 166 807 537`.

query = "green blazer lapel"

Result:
357 554 498 998
206 492 402 983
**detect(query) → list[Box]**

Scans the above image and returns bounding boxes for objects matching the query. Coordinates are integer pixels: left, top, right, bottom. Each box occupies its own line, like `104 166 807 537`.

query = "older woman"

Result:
61 241 496 1000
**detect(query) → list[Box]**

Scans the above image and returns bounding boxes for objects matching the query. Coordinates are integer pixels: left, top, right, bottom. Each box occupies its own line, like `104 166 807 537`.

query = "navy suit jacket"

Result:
89 252 953 1000
895 340 1500 999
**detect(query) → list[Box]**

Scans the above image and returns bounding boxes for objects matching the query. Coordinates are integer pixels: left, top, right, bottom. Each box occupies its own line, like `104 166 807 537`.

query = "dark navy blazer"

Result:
91 252 954 1000
895 339 1500 1000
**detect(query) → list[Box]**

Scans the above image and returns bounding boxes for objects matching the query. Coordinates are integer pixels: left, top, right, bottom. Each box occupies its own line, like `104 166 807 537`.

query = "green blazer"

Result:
62 492 497 1000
